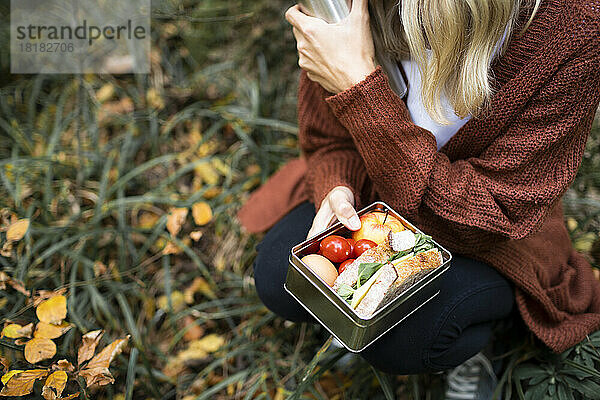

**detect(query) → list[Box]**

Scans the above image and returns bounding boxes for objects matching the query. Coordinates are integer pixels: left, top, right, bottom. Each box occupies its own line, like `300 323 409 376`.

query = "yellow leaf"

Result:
0 369 48 396
2 324 26 339
1 370 24 385
36 295 67 325
43 370 68 399
202 187 222 200
189 334 225 354
6 219 29 241
192 202 213 226
138 212 160 229
158 291 186 312
167 208 188 237
77 330 104 366
84 336 129 370
24 338 57 364
95 83 115 103
194 162 219 185
184 277 216 304
34 322 72 339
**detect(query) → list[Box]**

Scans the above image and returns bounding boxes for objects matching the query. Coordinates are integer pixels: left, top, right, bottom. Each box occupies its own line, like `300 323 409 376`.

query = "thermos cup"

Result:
297 0 408 98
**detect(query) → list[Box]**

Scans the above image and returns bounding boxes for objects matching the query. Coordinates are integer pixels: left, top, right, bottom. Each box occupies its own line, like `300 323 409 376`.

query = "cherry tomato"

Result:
354 239 377 257
346 238 356 258
339 258 355 274
320 235 352 263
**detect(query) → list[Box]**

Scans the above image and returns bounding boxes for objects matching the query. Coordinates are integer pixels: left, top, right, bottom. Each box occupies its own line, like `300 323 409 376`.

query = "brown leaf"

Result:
54 360 75 372
0 369 48 396
0 272 30 296
167 208 188 236
78 366 114 387
34 322 72 339
42 370 68 399
36 295 67 325
192 202 213 226
0 357 9 374
84 336 129 370
77 330 104 366
182 316 204 342
16 323 34 338
6 219 29 241
1 370 23 385
24 338 57 364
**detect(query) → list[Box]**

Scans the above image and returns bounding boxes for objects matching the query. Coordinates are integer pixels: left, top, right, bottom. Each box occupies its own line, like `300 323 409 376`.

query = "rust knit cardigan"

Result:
238 0 600 352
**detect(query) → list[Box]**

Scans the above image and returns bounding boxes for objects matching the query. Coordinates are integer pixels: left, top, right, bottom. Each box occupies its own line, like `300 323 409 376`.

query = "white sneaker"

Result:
444 352 498 400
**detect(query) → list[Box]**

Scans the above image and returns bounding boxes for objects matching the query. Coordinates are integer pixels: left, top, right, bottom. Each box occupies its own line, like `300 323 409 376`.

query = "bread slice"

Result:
332 242 395 291
354 263 398 318
355 248 443 318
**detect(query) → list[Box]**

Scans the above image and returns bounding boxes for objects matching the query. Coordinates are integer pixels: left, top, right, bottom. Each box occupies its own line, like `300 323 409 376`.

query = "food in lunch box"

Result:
353 239 377 258
352 212 405 244
334 230 443 318
320 235 353 263
339 258 355 274
301 254 339 286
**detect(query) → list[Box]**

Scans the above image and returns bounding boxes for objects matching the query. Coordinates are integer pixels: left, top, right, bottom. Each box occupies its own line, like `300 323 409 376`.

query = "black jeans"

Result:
253 202 515 374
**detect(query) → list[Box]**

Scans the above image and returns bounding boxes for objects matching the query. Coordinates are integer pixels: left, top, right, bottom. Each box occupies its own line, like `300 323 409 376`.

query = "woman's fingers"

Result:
285 4 323 31
329 188 361 231
307 203 334 239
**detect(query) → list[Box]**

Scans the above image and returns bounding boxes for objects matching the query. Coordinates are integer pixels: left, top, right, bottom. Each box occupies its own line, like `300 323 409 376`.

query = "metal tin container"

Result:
284 202 452 352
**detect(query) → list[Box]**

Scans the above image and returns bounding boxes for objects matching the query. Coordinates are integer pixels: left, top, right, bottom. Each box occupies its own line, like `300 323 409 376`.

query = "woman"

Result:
244 0 600 395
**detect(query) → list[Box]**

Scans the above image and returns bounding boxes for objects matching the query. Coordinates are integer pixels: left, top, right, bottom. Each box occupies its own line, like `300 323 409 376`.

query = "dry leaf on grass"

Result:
1 370 23 385
158 291 186 312
0 369 48 396
78 336 129 387
34 322 72 339
24 338 57 364
184 277 216 303
192 202 213 226
0 272 31 297
42 370 68 399
163 334 225 378
77 330 104 366
1 323 33 339
189 231 203 241
33 289 67 307
36 295 67 325
54 359 75 372
0 357 9 374
167 208 188 236
6 219 29 241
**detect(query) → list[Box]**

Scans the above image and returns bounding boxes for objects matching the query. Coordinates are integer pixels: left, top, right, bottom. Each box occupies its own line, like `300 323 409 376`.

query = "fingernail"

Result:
349 215 361 230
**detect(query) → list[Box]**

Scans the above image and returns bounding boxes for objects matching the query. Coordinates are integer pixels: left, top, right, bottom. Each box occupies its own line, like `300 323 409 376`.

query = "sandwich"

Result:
334 230 443 319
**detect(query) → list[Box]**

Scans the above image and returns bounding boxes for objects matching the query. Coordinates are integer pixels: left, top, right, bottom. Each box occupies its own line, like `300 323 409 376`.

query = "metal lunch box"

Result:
284 201 452 352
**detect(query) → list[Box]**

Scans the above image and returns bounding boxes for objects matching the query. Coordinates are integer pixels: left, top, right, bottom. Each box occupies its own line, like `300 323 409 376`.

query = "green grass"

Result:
0 1 599 398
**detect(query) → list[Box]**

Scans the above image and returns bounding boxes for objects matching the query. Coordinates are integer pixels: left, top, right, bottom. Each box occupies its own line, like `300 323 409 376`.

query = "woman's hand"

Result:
307 186 361 239
285 0 377 94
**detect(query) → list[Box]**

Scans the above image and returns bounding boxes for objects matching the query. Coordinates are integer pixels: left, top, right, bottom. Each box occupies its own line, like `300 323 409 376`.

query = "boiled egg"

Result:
301 254 338 287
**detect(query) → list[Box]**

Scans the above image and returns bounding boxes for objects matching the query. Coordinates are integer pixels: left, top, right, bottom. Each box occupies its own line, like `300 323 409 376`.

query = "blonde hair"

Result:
370 0 542 124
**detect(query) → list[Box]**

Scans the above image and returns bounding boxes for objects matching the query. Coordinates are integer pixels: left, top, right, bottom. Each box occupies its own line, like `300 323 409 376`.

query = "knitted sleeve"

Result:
323 45 600 251
297 69 374 210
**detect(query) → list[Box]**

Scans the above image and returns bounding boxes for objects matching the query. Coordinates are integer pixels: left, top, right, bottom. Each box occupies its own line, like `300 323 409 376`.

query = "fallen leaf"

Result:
61 393 80 400
84 336 129 370
36 295 67 325
158 291 186 312
33 289 67 307
54 360 75 372
78 366 114 387
194 162 219 185
138 212 160 229
77 330 104 366
6 219 29 241
16 323 34 338
24 338 57 364
162 240 183 255
190 334 225 353
42 370 68 399
1 370 23 385
182 316 204 342
95 83 115 103
0 357 9 374
167 208 188 237
189 231 203 241
0 272 30 296
2 323 28 339
192 202 213 226
34 322 72 339
93 261 108 277
184 277 216 303
0 369 48 396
